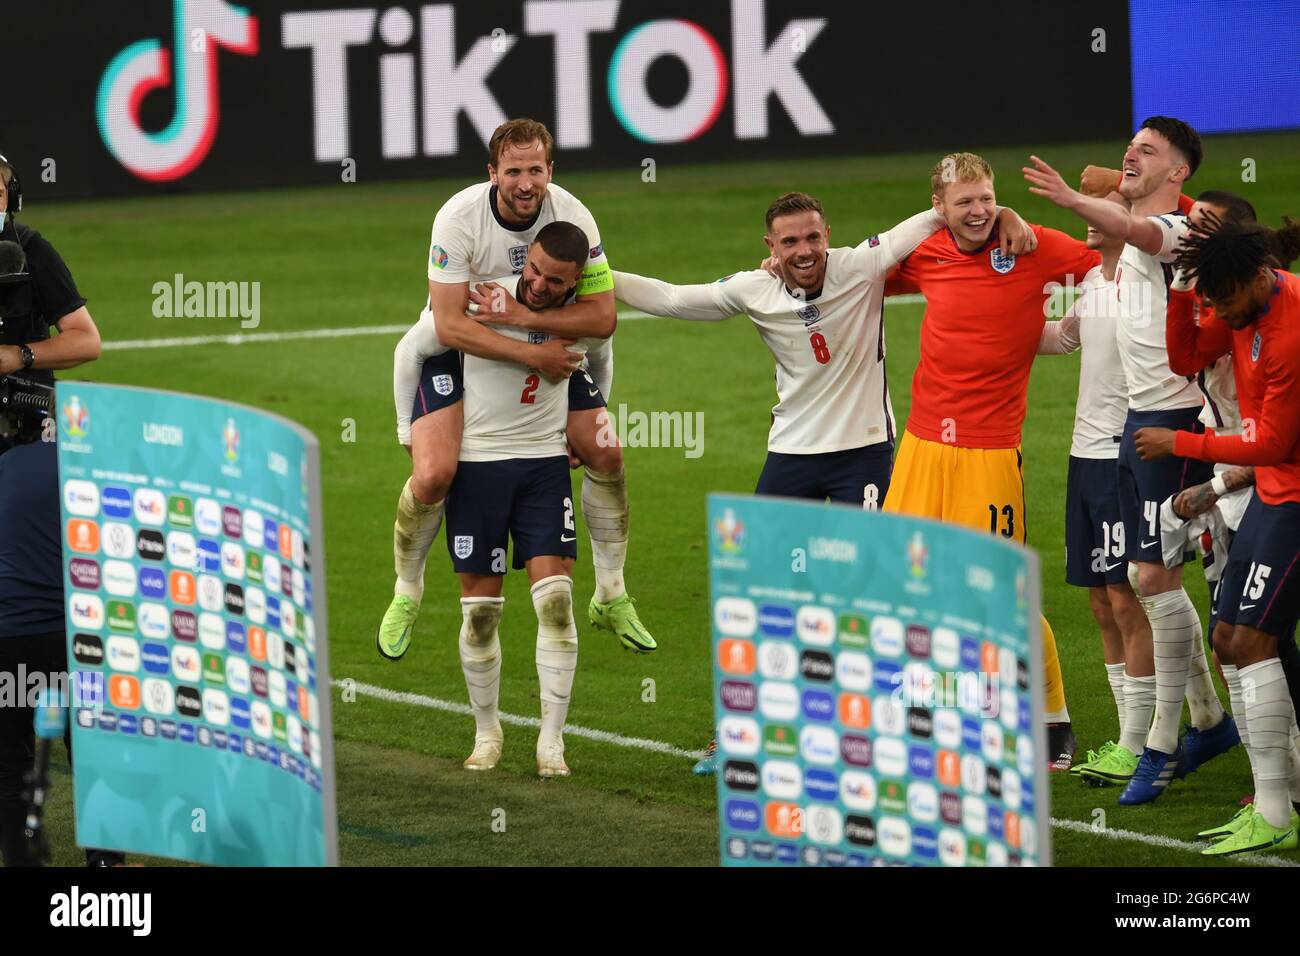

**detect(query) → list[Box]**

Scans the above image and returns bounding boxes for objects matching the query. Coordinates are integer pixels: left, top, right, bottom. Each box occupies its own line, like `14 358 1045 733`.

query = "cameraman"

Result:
0 151 107 865
0 152 101 389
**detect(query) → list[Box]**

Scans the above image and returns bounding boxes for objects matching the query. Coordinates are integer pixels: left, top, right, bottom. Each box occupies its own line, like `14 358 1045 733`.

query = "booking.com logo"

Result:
96 0 259 182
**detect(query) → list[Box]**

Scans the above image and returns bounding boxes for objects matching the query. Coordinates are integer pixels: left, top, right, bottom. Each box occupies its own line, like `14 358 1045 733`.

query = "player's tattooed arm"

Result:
1173 467 1256 519
1023 155 1168 255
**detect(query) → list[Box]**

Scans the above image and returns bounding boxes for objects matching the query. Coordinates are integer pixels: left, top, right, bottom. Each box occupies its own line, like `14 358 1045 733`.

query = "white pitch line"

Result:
101 295 929 352
337 679 708 761
342 677 1291 866
1050 816 1300 867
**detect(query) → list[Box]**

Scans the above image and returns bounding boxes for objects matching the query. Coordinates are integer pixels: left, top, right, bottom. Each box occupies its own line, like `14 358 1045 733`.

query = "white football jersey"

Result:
393 181 610 445
1070 267 1130 459
1114 212 1202 411
1190 295 1241 434
460 277 598 462
612 209 945 455
425 181 606 286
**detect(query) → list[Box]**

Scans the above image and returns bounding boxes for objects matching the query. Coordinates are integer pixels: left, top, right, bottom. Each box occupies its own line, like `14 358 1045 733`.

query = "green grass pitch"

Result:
29 131 1300 866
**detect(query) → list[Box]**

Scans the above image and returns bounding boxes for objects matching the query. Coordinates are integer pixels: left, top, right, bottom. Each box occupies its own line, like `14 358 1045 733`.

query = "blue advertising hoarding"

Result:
57 383 336 866
708 494 1049 867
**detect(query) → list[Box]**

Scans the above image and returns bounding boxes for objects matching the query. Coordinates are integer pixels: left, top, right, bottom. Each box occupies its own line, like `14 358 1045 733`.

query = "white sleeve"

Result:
842 209 945 279
612 270 747 320
426 206 475 284
1150 214 1190 264
584 336 614 399
567 199 608 269
1036 301 1082 355
392 308 450 445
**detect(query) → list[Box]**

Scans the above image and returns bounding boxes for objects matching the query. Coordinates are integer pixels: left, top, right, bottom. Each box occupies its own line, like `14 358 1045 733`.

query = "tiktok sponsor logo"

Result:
98 0 259 182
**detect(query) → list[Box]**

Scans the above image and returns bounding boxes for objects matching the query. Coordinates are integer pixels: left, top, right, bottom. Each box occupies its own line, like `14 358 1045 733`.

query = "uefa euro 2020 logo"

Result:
97 0 259 182
222 416 240 462
715 508 744 553
62 395 89 439
907 530 928 579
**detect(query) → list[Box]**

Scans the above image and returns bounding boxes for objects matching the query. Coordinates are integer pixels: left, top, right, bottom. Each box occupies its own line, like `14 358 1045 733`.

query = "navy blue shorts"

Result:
568 367 607 412
1064 455 1129 588
755 442 893 509
1209 531 1236 633
411 351 463 424
445 456 577 574
1117 407 1214 564
411 353 604 427
1216 497 1300 639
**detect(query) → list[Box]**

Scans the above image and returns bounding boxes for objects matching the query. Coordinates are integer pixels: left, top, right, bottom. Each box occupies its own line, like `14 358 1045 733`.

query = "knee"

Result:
587 447 623 475
412 459 456 503
1088 588 1111 621
464 602 502 646
1135 562 1173 599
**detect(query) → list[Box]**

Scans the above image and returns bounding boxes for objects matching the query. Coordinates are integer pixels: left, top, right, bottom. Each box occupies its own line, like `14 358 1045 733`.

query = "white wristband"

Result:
1211 474 1228 496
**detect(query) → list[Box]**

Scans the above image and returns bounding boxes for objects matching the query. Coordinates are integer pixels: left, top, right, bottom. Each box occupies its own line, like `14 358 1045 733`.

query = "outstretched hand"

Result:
1022 155 1079 210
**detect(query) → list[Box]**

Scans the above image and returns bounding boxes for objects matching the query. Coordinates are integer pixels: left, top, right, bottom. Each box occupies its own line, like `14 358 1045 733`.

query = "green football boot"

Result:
589 593 657 653
1077 743 1139 787
1070 740 1117 777
1201 808 1298 856
1198 804 1256 841
376 594 420 660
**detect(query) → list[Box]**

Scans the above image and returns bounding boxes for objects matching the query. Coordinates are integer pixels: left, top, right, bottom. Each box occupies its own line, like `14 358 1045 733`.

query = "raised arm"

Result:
612 270 745 321
1023 155 1178 257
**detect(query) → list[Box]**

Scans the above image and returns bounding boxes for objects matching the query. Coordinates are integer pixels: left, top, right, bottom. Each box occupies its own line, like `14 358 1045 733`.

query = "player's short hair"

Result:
1195 189 1257 225
533 221 590 271
488 118 554 168
931 152 993 197
1176 220 1274 301
1139 116 1202 179
765 192 825 232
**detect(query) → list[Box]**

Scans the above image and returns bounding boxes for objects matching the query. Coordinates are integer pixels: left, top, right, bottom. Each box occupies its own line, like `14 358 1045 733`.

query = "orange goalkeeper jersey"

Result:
887 226 1100 448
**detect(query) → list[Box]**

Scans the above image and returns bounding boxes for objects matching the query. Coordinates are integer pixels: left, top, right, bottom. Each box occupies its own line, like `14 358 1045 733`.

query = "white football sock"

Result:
458 597 503 735
1222 664 1258 794
1240 658 1291 828
582 467 628 603
533 575 578 742
1184 617 1225 729
393 477 444 601
1289 723 1300 805
1140 588 1198 754
1122 673 1156 755
1105 662 1127 738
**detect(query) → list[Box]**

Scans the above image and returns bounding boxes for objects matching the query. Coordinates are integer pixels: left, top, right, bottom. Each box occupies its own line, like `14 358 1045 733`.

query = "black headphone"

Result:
0 152 22 217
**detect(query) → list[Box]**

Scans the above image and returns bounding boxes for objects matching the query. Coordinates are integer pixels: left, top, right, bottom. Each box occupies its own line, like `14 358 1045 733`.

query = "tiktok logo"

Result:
97 0 259 182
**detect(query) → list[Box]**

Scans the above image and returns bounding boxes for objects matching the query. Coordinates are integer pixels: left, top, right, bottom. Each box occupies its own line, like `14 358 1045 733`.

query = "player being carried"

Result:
1024 117 1236 803
883 152 1099 771
445 221 608 777
380 118 655 661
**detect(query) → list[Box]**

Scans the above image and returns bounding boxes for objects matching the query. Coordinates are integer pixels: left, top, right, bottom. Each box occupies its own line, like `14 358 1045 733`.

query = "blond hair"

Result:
931 152 993 197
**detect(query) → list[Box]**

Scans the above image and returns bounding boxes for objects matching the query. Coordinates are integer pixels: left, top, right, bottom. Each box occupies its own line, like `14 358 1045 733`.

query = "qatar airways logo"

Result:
97 0 259 182
98 0 830 182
